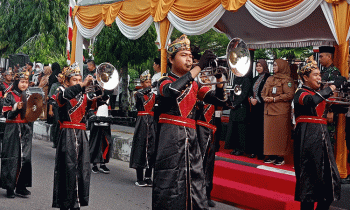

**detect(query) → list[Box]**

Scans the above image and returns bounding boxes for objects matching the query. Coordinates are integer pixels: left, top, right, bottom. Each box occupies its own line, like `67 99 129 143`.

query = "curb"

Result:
33 121 134 163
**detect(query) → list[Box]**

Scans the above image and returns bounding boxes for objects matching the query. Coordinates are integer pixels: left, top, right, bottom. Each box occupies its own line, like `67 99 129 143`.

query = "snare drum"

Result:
21 87 45 122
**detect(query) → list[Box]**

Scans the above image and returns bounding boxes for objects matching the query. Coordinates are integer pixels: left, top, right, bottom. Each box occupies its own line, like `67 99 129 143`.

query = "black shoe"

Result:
230 150 244 156
15 188 31 198
274 157 285 166
341 175 350 184
135 180 147 187
7 189 15 198
99 165 110 174
208 199 216 207
264 156 276 164
248 154 256 158
144 178 153 187
92 165 99 174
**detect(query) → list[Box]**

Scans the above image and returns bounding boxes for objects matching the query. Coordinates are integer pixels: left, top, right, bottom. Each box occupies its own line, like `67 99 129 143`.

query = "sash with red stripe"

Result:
295 116 327 126
196 120 217 134
59 121 86 130
137 111 154 116
6 119 28 123
158 113 196 130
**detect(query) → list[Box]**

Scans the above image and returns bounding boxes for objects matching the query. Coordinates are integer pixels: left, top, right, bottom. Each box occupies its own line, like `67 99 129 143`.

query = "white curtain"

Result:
154 21 174 48
75 17 105 39
115 16 154 40
320 1 339 44
167 4 225 35
245 0 323 28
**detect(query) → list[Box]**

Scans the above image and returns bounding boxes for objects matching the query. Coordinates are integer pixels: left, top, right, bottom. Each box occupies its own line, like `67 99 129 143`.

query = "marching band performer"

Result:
52 64 94 210
1 70 33 198
153 34 230 210
196 75 219 208
48 72 65 148
88 89 113 174
129 70 156 187
0 69 14 113
294 56 346 210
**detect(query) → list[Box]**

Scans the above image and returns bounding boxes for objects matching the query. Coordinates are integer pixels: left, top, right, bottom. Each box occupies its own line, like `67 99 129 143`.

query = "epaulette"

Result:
158 73 169 81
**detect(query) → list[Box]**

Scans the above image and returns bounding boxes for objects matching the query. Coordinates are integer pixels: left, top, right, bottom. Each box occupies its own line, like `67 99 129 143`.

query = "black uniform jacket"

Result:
153 71 227 210
293 85 341 202
1 89 33 191
130 87 156 169
0 82 13 115
52 84 91 209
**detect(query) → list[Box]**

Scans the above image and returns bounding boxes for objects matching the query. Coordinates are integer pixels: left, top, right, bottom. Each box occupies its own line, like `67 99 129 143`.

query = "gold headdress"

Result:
298 55 318 79
4 68 13 76
63 62 81 81
167 34 191 57
15 69 30 80
140 70 151 82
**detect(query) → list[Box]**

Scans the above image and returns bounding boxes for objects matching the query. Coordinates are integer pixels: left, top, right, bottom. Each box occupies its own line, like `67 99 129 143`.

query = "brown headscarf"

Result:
274 59 291 79
257 59 269 74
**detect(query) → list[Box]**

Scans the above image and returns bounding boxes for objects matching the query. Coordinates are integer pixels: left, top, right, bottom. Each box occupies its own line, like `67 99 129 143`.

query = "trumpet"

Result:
197 38 251 86
316 80 350 105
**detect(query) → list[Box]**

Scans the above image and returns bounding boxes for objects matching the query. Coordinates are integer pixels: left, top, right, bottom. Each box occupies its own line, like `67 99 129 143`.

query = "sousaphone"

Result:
197 37 251 85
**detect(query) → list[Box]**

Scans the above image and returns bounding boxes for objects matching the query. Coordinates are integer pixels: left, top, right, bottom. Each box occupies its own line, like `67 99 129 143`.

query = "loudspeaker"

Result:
8 53 30 69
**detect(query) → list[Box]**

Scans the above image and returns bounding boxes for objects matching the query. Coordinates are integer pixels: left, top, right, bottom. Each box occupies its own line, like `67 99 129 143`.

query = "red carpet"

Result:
211 142 300 209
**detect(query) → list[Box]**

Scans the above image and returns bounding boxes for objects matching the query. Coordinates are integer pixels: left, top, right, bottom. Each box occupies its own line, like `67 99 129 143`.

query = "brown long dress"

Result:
261 59 295 156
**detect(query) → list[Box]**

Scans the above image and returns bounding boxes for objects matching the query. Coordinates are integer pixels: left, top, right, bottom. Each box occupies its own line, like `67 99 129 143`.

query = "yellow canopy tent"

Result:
71 0 350 177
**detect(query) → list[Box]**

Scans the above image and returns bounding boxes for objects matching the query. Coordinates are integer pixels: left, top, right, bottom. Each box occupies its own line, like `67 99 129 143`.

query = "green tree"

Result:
255 47 313 61
0 0 68 66
94 23 158 116
171 28 230 57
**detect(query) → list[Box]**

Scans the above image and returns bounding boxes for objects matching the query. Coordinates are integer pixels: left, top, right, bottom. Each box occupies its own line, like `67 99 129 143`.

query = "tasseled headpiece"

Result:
167 34 191 57
298 55 318 79
140 70 151 82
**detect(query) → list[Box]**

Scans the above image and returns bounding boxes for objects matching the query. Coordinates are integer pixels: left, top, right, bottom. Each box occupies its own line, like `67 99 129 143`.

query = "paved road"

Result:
0 139 240 210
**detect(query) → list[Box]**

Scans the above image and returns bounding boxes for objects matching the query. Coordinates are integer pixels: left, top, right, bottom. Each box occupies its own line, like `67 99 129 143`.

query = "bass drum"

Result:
21 87 45 122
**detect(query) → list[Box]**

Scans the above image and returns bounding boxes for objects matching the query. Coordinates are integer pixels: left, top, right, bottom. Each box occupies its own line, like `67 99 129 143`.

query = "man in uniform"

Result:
319 46 340 82
153 34 230 210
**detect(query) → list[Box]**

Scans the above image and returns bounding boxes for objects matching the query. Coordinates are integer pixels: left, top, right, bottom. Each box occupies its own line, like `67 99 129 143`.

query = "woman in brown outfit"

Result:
261 59 294 165
38 66 52 120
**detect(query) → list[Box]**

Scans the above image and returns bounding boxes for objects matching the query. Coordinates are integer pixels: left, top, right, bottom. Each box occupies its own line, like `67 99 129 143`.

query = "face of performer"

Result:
66 75 82 87
5 74 12 83
303 68 321 90
319 53 332 67
273 62 278 74
256 62 264 74
169 50 193 76
141 79 151 88
18 79 29 91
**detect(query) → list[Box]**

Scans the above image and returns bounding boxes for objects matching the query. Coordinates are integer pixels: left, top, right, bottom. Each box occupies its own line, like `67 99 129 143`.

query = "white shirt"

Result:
151 72 162 94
